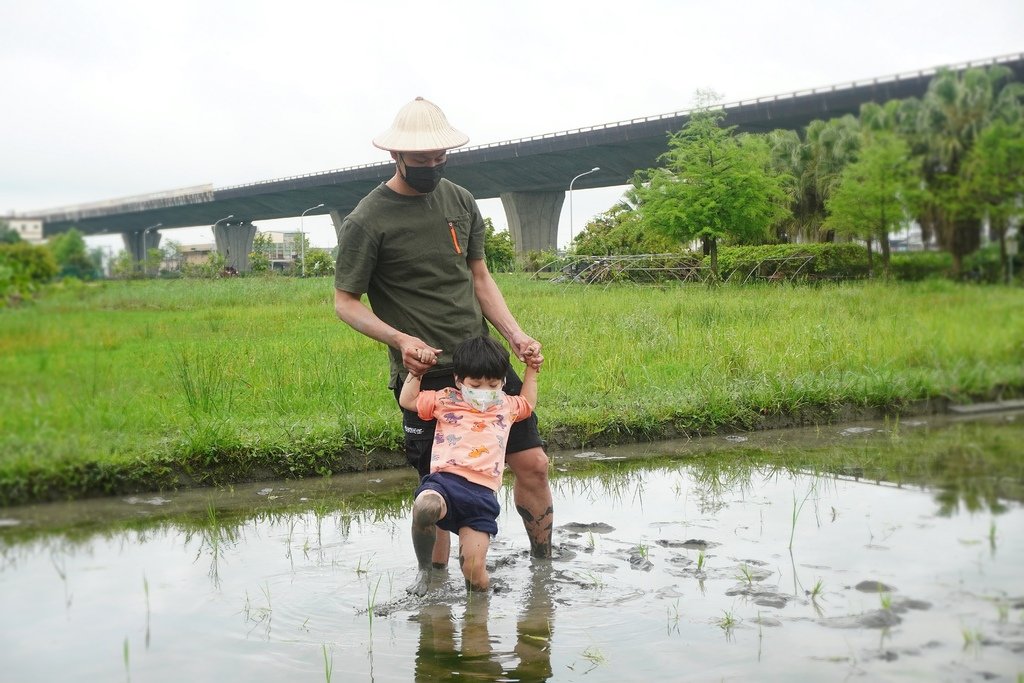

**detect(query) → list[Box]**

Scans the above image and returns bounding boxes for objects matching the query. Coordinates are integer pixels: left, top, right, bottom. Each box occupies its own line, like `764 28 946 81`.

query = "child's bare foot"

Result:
406 569 432 597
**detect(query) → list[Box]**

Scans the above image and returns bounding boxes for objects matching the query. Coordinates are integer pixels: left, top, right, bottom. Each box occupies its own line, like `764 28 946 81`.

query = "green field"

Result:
1 276 1022 505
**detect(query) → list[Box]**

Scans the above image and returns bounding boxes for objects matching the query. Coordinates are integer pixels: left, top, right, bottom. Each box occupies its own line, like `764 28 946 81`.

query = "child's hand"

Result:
526 352 544 371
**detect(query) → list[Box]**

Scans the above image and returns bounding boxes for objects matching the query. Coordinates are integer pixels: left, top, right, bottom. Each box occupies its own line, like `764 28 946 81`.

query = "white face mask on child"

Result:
459 385 503 412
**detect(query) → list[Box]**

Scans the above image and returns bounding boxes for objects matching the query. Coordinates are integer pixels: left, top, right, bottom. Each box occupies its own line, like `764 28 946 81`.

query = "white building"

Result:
2 217 44 244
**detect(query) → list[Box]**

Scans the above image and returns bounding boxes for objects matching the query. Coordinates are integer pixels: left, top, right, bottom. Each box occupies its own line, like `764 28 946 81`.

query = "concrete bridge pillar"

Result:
500 191 564 253
329 208 346 245
214 221 257 272
122 230 162 262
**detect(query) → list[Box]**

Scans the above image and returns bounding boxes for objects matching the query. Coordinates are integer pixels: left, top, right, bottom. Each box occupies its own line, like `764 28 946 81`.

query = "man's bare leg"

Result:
507 447 554 558
408 491 446 596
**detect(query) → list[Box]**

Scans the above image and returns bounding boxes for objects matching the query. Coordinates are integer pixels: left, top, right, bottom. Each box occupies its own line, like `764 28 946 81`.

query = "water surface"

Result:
1 414 1022 681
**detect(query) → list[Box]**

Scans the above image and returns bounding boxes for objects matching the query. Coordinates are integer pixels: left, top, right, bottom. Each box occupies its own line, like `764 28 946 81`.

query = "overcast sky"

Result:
2 0 1021 250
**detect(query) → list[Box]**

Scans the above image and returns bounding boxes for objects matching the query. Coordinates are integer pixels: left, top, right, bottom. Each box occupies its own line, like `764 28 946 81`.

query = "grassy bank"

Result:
1 276 1022 505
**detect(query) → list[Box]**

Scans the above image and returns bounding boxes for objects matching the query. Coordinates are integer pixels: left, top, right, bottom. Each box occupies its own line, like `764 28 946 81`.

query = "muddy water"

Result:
1 413 1022 682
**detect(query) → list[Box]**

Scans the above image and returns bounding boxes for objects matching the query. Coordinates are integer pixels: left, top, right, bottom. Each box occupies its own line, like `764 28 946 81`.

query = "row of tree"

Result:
574 66 1024 282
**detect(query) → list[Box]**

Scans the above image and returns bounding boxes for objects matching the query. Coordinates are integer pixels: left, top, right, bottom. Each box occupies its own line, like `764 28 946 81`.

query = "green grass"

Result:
1 275 1022 505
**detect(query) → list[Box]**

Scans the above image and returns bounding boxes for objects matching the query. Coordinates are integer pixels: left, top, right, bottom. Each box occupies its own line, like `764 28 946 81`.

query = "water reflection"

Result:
413 566 555 682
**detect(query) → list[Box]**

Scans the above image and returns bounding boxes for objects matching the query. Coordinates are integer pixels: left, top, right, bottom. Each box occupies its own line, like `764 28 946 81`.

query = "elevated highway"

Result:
28 52 1024 266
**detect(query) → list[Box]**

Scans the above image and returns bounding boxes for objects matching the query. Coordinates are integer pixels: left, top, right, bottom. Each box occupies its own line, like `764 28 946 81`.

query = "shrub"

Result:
519 249 565 274
889 251 953 281
484 223 517 273
0 242 59 305
963 243 1020 284
709 243 869 281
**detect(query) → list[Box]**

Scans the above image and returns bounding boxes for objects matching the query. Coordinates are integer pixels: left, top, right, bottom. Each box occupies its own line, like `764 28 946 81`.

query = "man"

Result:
333 96 554 561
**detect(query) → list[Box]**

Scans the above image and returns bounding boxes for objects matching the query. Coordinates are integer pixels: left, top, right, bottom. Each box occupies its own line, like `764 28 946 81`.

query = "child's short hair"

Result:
453 336 510 380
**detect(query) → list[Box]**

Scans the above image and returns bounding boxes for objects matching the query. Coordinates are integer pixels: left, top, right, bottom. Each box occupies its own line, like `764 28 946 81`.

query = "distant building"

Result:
2 217 44 244
259 231 304 271
159 232 305 272
176 242 217 268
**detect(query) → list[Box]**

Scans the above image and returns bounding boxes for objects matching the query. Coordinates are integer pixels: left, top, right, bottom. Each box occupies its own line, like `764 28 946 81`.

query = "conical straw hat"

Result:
372 97 469 152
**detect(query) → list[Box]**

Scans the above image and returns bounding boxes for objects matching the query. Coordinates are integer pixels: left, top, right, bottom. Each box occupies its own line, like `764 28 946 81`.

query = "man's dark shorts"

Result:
394 367 544 477
415 472 500 535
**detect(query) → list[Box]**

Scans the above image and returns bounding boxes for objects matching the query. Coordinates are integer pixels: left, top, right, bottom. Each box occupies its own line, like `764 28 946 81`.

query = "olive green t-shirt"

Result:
334 179 489 388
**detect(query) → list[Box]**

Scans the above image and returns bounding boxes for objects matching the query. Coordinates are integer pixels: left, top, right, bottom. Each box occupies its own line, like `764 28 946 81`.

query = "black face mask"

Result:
400 157 446 194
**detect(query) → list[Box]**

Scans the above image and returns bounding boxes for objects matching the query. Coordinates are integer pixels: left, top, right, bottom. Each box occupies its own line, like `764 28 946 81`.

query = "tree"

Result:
573 182 680 256
482 218 517 272
0 221 23 244
0 242 58 304
48 228 99 279
141 247 163 277
304 248 335 276
768 115 861 242
823 133 920 277
249 232 272 273
162 240 183 273
111 250 136 279
916 66 1024 276
961 118 1024 283
636 109 791 277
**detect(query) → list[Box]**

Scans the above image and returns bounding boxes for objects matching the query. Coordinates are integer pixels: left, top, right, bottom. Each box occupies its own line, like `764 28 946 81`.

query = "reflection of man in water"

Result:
413 595 502 682
413 567 555 681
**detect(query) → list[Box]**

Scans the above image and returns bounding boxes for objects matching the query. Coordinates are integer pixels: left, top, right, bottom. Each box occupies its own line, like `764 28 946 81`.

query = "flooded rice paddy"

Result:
1 412 1022 682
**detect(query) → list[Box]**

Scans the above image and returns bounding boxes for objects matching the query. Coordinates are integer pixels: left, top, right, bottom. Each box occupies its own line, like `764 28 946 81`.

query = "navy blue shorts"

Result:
415 472 500 536
395 367 545 477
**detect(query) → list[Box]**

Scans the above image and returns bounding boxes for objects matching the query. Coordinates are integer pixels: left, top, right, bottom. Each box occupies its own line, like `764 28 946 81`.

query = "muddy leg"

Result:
432 527 450 568
408 491 446 596
507 446 553 558
458 527 491 593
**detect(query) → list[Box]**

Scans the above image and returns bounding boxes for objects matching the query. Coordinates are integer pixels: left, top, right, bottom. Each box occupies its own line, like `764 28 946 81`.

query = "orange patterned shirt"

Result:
416 387 533 491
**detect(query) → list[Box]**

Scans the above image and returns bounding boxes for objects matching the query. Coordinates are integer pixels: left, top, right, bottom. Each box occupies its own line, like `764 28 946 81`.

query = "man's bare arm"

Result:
468 259 541 364
334 289 440 376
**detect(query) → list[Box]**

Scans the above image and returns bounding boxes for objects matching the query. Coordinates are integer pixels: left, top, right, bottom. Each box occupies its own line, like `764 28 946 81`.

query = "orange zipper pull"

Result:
448 222 462 254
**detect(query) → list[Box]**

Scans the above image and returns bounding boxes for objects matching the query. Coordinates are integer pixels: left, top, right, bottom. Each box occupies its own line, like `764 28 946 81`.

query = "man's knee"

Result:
507 447 549 485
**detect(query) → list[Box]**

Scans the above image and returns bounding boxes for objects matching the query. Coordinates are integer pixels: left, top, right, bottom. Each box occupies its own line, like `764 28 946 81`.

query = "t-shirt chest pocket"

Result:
444 213 471 257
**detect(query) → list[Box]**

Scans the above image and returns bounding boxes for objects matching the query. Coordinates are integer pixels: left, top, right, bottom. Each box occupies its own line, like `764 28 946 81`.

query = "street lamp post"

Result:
212 214 234 230
568 167 600 248
141 222 162 277
300 203 325 277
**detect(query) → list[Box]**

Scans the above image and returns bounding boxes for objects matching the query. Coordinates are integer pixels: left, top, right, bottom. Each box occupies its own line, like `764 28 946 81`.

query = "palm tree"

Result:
768 115 860 242
916 66 1023 276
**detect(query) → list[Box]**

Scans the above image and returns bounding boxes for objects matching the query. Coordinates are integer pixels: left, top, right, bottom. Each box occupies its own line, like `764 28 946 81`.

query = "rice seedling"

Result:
576 571 605 590
355 554 375 575
696 551 706 573
717 610 738 639
667 600 681 634
52 556 72 609
322 644 333 683
122 637 130 683
737 564 754 586
789 484 816 550
143 573 151 649
879 592 893 612
242 583 274 637
962 626 984 655
581 645 607 668
367 576 382 629
808 578 824 601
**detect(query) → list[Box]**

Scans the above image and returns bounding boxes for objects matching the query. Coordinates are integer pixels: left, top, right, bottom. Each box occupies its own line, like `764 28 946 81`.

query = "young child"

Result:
399 335 541 596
